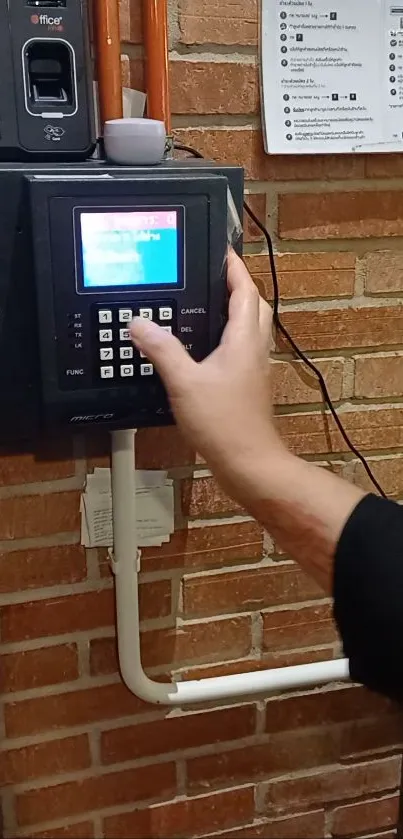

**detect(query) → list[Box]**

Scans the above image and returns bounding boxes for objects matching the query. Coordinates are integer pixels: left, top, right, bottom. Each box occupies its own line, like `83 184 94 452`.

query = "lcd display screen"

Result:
76 208 183 291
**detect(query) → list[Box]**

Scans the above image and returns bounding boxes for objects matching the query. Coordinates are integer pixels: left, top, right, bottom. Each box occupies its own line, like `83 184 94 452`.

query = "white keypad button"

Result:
139 308 153 320
120 346 133 360
98 310 112 324
99 329 113 343
119 328 131 341
140 350 147 359
141 363 154 376
100 366 114 379
100 347 113 361
119 308 133 323
161 326 172 334
121 364 134 378
159 307 172 321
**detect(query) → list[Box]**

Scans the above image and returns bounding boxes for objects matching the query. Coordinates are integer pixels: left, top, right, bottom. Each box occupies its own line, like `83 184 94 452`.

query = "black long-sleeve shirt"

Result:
334 493 403 701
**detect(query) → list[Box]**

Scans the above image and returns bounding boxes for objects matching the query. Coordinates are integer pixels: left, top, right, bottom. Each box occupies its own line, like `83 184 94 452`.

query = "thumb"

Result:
130 317 195 389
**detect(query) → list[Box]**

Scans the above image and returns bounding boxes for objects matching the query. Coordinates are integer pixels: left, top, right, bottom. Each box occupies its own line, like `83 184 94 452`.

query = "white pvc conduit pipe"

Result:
111 429 350 705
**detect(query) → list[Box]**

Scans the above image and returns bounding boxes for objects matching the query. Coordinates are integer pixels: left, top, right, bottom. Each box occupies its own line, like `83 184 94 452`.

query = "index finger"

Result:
221 249 260 345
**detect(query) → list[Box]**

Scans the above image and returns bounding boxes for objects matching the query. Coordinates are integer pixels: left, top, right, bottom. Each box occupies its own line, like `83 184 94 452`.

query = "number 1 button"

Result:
99 310 112 323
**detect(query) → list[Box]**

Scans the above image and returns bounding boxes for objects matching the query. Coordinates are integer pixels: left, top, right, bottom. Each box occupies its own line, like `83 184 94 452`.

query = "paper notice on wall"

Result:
261 0 403 154
81 468 174 549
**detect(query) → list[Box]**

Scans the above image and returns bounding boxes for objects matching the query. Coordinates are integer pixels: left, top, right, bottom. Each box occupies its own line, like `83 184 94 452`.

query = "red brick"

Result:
365 251 403 293
16 763 177 827
174 128 365 182
91 616 251 674
32 823 94 839
89 636 119 676
342 713 403 759
265 686 393 734
0 735 91 787
103 787 255 839
355 353 403 398
262 648 338 670
129 59 258 116
273 269 354 302
246 252 355 301
2 643 78 693
1 589 114 642
127 58 144 92
366 153 403 179
139 579 172 621
179 657 266 681
278 306 403 352
101 704 256 764
181 476 244 518
140 521 263 572
0 442 74 486
332 794 399 836
252 252 357 272
262 603 337 653
244 194 267 244
0 492 80 540
264 758 400 815
278 190 403 240
1 578 168 637
170 60 258 115
276 407 403 457
4 683 150 738
183 565 324 618
119 0 141 43
213 811 326 838
0 544 87 594
178 0 258 46
87 426 197 472
187 728 342 791
353 456 403 497
272 359 344 405
179 648 335 681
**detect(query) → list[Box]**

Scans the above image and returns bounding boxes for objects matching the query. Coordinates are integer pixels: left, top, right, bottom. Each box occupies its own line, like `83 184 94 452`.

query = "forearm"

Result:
217 445 366 593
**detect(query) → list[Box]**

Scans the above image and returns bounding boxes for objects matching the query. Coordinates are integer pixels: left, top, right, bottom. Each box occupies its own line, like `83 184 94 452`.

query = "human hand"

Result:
130 251 283 497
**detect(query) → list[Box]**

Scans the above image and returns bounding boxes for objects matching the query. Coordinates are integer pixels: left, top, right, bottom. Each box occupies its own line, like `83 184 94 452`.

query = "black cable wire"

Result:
242 201 387 498
174 143 205 159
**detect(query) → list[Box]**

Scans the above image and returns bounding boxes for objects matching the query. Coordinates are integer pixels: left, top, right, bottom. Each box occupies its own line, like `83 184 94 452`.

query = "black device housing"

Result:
0 160 244 443
0 0 95 161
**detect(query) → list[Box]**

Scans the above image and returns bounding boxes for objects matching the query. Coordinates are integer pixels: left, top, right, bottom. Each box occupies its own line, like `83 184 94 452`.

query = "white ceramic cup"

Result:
103 118 166 166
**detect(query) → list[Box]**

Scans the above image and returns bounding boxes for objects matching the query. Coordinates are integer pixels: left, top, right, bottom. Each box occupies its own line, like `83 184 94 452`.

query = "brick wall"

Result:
1 1 403 837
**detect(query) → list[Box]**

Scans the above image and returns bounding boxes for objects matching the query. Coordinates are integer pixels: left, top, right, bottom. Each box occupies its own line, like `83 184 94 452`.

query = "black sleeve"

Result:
334 493 403 702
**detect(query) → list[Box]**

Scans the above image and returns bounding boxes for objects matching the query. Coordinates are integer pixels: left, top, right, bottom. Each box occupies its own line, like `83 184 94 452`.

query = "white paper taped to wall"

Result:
81 468 174 548
261 0 403 154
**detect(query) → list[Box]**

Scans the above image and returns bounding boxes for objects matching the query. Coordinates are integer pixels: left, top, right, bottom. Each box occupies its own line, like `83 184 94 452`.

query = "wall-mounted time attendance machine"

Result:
0 0 95 161
0 160 243 441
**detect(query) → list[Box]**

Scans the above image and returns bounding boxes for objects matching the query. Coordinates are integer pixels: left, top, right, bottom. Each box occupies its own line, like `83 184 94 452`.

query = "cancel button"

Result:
181 307 206 315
